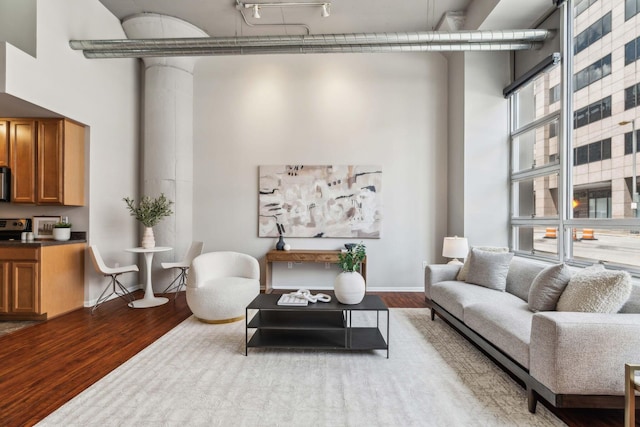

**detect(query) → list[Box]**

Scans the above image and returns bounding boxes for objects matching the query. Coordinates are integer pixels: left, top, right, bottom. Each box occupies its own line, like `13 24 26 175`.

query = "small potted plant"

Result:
123 193 173 248
334 242 366 304
53 219 72 241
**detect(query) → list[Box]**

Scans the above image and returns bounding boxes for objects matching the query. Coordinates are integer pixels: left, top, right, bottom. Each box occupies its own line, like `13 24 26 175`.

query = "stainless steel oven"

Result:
0 218 30 240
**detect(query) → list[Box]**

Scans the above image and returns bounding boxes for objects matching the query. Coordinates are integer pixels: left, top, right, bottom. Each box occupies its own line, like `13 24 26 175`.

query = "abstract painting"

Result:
259 165 382 238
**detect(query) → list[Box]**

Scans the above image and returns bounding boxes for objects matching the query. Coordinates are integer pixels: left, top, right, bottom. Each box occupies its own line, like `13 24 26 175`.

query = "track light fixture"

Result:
321 3 330 17
238 2 332 19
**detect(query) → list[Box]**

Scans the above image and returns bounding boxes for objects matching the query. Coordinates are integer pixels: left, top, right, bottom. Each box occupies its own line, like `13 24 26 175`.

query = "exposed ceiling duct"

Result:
69 29 552 58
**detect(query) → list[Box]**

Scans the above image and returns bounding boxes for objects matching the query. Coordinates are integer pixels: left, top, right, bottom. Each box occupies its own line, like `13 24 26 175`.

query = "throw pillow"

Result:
527 263 573 312
556 269 632 313
465 248 514 291
456 246 509 281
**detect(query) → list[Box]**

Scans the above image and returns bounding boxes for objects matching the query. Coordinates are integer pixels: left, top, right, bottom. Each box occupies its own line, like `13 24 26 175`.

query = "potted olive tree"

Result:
334 242 366 304
123 193 173 248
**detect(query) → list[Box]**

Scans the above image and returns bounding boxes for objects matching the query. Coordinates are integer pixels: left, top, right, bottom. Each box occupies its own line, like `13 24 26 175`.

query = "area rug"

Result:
37 309 565 426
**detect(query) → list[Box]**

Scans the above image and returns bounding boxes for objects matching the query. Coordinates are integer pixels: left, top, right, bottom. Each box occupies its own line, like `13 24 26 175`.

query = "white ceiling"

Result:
96 0 553 37
98 0 475 36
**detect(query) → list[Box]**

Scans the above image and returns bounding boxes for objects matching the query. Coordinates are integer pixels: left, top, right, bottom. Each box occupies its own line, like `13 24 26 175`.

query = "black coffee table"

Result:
245 293 389 358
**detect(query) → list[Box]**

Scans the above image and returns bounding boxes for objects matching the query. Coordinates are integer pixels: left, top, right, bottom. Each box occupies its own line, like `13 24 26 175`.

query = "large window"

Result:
509 1 640 272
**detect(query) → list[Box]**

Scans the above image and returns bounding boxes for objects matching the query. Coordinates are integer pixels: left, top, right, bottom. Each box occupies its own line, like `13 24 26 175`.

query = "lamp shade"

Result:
442 236 469 259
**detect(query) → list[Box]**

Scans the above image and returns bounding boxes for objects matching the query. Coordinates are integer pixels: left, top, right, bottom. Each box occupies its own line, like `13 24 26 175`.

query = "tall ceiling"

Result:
96 0 553 37
97 0 475 37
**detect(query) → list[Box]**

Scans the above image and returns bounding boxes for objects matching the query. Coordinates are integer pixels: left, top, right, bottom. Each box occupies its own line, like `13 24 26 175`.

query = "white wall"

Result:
0 0 140 304
0 0 36 57
463 51 511 247
193 53 449 291
445 51 511 251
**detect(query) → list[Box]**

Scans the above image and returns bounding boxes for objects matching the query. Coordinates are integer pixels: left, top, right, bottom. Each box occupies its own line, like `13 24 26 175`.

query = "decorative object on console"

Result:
123 194 173 249
52 218 72 241
258 165 382 238
275 223 286 250
334 243 366 304
442 236 469 265
32 216 61 239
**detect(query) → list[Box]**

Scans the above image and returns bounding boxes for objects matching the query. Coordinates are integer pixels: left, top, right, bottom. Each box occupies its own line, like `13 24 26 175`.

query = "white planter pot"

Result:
334 271 366 305
52 228 71 241
141 227 155 248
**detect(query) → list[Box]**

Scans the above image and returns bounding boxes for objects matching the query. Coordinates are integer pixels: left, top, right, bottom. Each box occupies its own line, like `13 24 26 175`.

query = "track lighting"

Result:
239 2 332 19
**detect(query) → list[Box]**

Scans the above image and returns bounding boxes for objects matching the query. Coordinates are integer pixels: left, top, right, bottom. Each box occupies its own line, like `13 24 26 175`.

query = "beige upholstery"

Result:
186 251 260 323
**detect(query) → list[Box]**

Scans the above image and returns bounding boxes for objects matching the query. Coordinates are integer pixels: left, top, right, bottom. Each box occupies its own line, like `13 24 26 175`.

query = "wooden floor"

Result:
0 291 634 426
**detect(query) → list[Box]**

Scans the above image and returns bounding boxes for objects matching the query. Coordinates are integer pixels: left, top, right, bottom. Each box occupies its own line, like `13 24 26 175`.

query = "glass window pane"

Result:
588 102 602 122
626 40 636 65
512 120 559 173
575 145 588 165
589 142 602 162
626 0 637 21
512 226 559 258
602 138 611 160
601 96 611 118
513 174 559 218
572 229 640 269
602 54 612 77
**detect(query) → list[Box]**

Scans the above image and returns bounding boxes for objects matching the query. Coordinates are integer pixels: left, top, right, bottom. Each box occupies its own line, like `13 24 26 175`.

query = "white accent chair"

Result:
88 245 139 314
186 251 260 323
161 241 204 298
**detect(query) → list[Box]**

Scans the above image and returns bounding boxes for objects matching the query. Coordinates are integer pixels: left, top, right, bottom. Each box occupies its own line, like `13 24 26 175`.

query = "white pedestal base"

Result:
129 296 169 308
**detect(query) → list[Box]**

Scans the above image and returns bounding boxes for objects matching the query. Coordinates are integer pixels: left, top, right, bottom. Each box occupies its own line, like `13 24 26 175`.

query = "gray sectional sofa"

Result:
424 255 640 412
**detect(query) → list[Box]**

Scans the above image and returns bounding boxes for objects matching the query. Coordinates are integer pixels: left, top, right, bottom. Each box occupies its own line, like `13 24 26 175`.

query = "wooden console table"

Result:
264 249 367 293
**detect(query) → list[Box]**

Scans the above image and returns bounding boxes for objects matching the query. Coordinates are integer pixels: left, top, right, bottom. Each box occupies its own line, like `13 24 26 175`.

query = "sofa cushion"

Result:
528 263 573 312
464 300 533 368
456 246 509 281
557 269 632 313
505 257 548 302
465 248 514 291
620 282 640 313
430 281 520 321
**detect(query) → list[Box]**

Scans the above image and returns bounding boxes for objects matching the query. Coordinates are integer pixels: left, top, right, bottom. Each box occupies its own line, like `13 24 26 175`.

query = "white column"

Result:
123 14 207 290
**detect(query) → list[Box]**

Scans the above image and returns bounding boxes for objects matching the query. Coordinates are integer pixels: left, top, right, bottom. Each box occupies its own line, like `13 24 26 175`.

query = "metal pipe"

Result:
69 29 551 58
79 41 542 59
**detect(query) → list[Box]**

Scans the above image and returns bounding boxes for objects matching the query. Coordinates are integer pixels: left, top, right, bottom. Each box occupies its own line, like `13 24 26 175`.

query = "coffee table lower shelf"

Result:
245 294 389 357
247 328 387 351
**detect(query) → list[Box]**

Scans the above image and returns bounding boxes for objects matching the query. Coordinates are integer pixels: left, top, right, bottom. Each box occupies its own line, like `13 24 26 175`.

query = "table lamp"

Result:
442 236 469 265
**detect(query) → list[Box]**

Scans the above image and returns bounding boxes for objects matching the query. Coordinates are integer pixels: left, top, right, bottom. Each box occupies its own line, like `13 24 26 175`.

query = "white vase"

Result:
52 228 71 241
334 271 366 305
141 227 155 248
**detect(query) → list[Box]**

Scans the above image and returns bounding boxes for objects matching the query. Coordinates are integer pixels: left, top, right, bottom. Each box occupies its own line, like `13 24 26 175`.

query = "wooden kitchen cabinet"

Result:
8 120 37 203
0 120 8 167
37 119 85 205
0 243 84 320
5 117 85 206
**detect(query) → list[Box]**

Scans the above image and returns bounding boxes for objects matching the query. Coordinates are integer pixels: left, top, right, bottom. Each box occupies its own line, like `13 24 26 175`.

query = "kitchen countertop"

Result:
0 231 87 247
0 238 87 247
